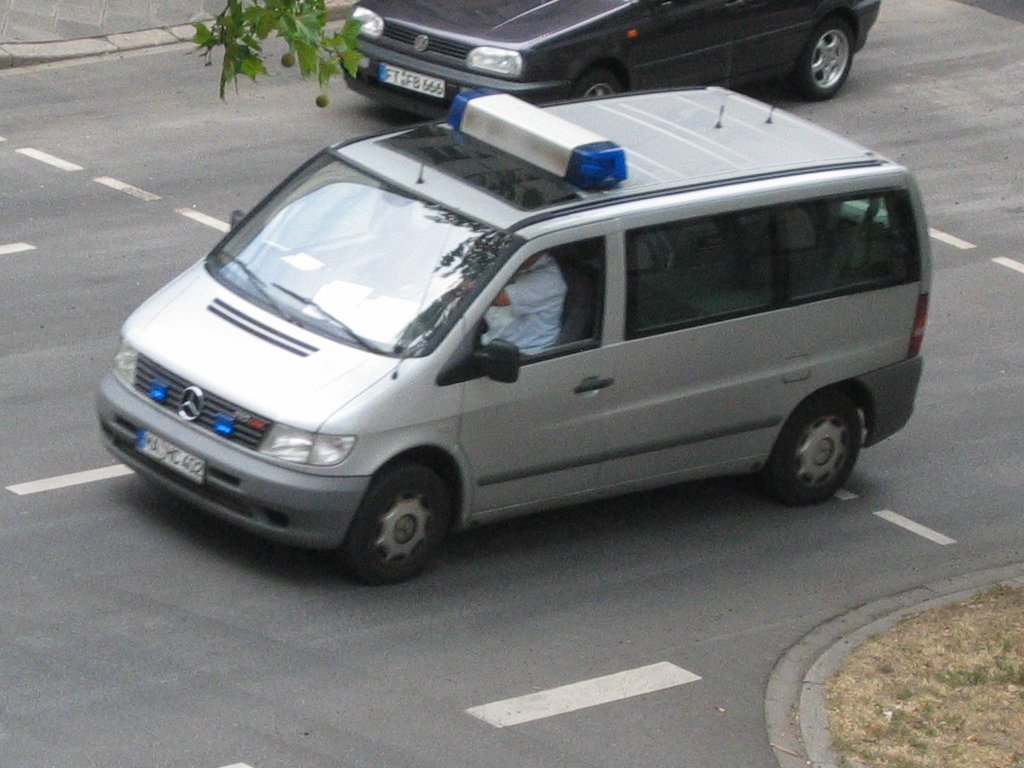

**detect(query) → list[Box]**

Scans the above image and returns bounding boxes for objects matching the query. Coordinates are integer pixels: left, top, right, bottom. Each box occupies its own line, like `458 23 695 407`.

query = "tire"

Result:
762 390 861 506
570 67 624 100
792 17 854 101
340 463 452 585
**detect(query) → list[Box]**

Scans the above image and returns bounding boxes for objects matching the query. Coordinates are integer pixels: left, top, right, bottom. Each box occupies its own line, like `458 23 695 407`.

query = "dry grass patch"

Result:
827 585 1024 768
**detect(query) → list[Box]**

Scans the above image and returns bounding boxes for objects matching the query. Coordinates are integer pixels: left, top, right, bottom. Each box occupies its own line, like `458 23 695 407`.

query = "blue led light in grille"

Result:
213 414 236 436
148 380 169 402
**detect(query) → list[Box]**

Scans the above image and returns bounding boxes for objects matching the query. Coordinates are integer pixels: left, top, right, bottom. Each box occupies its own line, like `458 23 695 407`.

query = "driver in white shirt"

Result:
482 252 567 355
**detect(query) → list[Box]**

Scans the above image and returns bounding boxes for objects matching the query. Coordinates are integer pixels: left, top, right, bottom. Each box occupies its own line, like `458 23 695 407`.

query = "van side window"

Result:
483 238 605 358
783 192 920 302
550 238 605 349
625 211 773 338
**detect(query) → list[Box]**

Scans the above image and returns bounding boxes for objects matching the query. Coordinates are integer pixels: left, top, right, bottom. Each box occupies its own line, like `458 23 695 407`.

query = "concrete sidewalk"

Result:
0 0 351 68
0 0 223 43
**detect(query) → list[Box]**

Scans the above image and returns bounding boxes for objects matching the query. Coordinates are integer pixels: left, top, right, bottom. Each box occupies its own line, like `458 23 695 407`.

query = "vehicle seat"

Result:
555 257 597 345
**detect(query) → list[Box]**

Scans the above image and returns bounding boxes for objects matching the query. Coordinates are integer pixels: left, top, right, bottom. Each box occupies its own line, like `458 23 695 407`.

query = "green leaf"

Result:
296 42 319 75
239 55 268 80
201 0 360 104
340 48 361 77
192 22 215 47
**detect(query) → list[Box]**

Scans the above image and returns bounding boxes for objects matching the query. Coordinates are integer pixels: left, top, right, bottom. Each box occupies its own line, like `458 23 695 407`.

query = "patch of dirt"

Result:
827 585 1024 768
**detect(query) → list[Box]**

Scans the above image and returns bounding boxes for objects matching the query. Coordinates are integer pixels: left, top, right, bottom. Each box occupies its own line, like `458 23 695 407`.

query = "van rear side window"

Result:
625 191 921 338
782 193 920 302
625 209 774 336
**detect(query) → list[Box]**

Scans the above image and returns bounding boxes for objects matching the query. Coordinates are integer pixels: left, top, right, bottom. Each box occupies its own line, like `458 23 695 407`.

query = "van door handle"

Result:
574 376 615 394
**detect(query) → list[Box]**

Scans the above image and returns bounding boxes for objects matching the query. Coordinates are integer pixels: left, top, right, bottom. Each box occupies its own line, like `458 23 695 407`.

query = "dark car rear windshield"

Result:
384 124 583 211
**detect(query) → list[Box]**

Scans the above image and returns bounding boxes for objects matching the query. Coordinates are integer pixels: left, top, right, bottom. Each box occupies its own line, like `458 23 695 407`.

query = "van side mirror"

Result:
230 209 246 230
472 339 521 383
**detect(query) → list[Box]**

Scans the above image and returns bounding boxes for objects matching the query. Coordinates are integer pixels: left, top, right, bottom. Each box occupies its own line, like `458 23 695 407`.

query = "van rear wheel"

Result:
762 390 861 505
340 462 452 584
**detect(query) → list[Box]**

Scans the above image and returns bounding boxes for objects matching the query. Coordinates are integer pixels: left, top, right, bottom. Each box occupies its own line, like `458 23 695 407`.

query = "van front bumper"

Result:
97 374 369 549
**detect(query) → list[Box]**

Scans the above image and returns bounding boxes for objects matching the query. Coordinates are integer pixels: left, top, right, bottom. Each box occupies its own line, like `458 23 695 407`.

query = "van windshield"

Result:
207 154 514 355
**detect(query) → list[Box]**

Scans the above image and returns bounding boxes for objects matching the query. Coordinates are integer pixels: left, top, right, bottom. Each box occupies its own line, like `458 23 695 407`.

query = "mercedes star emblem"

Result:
178 385 204 422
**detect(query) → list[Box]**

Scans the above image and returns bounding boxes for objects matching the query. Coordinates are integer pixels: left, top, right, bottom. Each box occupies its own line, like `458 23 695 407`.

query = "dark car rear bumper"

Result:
852 0 883 51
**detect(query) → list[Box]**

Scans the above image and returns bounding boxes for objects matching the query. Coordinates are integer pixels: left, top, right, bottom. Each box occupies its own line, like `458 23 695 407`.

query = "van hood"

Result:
365 0 631 44
123 263 397 430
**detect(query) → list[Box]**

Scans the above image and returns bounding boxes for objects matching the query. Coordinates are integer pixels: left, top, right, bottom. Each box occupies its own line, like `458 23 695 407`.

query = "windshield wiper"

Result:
271 282 388 354
223 259 300 324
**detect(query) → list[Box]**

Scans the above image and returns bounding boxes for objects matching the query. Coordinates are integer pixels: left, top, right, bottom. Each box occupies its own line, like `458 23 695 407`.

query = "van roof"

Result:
554 88 882 189
336 87 889 230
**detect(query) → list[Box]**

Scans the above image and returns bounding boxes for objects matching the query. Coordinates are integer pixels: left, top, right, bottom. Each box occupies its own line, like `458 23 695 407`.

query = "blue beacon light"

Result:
447 91 627 191
566 141 628 191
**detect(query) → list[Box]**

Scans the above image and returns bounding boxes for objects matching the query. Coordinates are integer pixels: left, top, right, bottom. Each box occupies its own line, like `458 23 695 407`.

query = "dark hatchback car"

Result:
344 0 881 116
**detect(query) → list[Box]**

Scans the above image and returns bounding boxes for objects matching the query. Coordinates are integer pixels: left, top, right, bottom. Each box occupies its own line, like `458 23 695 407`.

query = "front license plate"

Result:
136 429 205 484
378 63 446 99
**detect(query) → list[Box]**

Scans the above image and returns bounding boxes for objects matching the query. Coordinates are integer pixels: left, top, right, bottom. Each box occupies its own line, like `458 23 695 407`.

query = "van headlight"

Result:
467 47 523 78
113 342 138 386
261 424 356 466
352 6 383 39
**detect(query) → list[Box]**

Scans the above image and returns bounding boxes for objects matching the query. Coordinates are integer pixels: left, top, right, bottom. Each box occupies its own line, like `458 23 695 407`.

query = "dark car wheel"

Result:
570 67 625 100
762 390 861 506
792 17 854 100
340 462 452 585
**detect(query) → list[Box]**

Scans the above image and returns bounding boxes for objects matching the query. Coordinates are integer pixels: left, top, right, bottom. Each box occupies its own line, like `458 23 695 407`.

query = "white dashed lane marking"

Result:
94 176 161 202
15 147 84 171
177 208 230 232
0 242 36 256
6 465 134 496
993 256 1024 275
8 147 226 229
928 228 976 250
466 662 701 728
0 136 980 257
874 509 956 546
837 493 958 546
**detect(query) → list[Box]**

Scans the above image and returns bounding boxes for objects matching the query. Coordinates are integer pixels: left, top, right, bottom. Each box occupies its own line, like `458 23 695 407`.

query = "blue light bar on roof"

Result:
447 91 627 191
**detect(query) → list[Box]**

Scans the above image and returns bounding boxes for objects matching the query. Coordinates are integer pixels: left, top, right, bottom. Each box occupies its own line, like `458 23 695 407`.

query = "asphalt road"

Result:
1 1 1022 766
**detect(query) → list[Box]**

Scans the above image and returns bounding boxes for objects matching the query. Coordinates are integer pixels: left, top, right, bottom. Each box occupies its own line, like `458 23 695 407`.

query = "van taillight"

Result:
907 294 928 358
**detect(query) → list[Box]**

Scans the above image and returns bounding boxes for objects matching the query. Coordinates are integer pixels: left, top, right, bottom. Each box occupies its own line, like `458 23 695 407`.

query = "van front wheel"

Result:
340 463 452 584
762 390 861 505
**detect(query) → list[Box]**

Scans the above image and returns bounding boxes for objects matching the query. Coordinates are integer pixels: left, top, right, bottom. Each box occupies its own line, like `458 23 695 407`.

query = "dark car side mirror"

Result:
230 209 247 230
472 339 521 383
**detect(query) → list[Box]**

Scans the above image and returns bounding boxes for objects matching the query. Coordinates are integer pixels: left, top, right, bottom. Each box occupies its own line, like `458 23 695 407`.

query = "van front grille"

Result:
134 355 273 450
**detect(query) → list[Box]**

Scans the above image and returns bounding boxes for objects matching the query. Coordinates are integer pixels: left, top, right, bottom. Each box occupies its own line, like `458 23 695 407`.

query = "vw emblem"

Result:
413 34 429 52
178 385 204 422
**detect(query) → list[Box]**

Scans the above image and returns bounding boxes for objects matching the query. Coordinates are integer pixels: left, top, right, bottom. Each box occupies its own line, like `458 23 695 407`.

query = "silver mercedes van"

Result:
97 88 931 583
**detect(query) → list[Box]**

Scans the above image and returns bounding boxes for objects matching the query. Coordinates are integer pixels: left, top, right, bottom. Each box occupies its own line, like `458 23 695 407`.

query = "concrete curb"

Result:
0 0 353 70
764 561 1024 768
